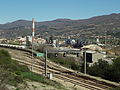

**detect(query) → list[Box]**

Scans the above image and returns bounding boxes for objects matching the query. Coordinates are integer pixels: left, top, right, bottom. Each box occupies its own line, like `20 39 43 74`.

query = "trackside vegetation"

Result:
87 58 120 83
48 53 81 71
86 58 120 90
47 53 120 90
0 49 66 89
110 87 120 90
48 53 120 83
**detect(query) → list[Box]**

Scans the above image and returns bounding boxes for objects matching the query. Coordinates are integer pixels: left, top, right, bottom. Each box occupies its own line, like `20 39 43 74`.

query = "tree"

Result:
87 57 120 82
87 59 110 78
111 57 120 82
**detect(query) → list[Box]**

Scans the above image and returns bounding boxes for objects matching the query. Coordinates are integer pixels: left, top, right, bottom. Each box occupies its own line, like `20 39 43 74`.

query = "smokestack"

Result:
31 18 35 71
32 18 35 38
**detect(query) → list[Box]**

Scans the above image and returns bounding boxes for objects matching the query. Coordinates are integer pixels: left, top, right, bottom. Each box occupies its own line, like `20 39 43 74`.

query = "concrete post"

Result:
45 50 47 76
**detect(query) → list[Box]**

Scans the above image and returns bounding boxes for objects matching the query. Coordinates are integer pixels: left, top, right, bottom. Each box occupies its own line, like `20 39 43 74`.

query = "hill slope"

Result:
0 49 66 90
0 13 120 38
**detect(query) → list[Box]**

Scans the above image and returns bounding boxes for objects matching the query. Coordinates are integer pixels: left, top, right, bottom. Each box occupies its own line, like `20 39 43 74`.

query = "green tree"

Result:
87 59 110 78
111 57 120 82
87 57 120 82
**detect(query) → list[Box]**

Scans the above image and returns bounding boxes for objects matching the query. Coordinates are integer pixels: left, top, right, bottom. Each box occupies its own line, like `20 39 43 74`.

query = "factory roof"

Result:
82 44 103 51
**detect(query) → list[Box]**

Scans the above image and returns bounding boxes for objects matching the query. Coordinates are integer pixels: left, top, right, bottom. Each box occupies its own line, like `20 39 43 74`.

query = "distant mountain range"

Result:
0 13 120 38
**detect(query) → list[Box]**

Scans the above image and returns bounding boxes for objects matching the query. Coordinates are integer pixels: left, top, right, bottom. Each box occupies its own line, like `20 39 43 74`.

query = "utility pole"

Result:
84 50 86 74
45 50 47 76
104 23 107 49
105 30 107 48
31 18 35 71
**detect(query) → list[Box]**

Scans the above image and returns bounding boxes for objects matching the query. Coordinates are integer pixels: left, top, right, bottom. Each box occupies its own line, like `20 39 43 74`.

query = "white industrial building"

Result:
81 44 106 65
84 50 106 66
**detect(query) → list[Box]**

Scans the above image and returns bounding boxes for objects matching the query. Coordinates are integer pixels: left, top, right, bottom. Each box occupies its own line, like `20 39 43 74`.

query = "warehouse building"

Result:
82 44 106 65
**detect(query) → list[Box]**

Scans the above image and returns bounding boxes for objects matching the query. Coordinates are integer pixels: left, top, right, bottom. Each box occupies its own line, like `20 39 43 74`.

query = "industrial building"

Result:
82 44 106 65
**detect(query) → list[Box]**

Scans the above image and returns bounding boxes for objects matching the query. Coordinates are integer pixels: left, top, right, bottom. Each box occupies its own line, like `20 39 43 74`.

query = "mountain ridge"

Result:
0 13 120 38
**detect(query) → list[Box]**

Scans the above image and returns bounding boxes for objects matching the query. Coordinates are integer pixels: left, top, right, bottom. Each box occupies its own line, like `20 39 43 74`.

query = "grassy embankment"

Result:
0 49 66 90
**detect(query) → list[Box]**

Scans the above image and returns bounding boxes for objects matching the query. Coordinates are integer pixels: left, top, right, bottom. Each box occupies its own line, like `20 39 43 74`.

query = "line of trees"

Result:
87 57 120 83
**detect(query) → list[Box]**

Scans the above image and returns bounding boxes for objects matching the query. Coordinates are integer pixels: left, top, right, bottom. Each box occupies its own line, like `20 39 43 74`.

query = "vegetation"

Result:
87 57 120 82
110 87 120 90
9 40 20 45
113 31 120 38
0 49 66 89
48 53 81 71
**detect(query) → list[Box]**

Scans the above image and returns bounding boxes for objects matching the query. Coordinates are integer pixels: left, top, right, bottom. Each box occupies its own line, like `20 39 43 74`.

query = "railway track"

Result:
12 58 103 90
0 47 119 90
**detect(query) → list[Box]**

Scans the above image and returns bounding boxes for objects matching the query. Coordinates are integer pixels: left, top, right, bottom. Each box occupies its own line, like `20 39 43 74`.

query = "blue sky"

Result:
0 0 120 24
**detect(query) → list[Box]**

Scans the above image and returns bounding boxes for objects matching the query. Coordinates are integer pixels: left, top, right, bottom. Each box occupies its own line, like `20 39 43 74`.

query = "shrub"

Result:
48 55 80 71
87 57 120 82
